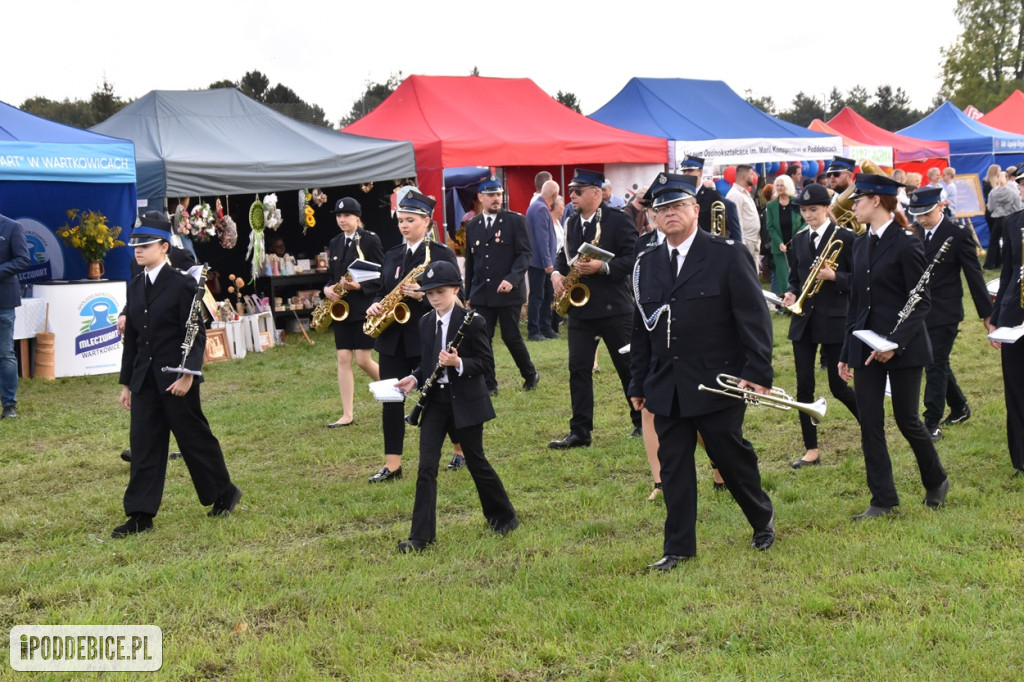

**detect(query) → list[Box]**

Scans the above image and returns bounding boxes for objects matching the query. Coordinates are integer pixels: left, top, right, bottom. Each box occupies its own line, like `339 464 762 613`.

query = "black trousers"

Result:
474 304 535 389
125 372 233 517
1002 341 1024 471
379 351 460 455
409 385 516 543
527 267 555 337
567 313 641 436
984 216 1003 270
853 364 947 508
792 337 859 449
655 402 773 557
923 323 967 426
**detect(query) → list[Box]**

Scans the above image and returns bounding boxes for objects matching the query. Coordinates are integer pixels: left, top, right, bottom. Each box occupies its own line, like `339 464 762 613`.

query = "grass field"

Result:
2 294 1023 681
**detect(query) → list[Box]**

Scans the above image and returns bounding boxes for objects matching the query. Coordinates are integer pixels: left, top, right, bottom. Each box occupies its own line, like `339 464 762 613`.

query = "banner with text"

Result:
674 137 842 166
0 142 136 183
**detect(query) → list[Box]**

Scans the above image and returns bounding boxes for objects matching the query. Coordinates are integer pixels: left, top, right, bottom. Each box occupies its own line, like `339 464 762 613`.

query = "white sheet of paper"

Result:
368 379 406 402
853 329 899 353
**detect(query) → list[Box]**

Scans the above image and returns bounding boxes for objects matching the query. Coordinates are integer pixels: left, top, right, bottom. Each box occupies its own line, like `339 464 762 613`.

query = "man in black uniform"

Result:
826 156 856 196
782 183 860 468
549 169 642 448
629 172 776 570
463 176 538 395
114 220 241 537
679 154 739 240
907 187 992 440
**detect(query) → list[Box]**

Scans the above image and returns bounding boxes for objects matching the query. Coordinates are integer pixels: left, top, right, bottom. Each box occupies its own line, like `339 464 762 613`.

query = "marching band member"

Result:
323 198 383 428
987 172 1024 476
364 191 461 482
629 173 776 570
394 261 519 552
905 187 992 440
838 174 950 520
114 217 241 537
549 169 641 449
783 184 860 468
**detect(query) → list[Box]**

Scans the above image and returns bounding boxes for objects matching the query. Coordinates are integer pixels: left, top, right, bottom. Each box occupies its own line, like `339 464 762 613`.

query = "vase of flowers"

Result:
57 209 125 279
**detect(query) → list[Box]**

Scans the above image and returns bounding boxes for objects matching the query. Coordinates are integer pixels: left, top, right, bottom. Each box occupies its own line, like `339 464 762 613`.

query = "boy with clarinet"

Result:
394 261 519 552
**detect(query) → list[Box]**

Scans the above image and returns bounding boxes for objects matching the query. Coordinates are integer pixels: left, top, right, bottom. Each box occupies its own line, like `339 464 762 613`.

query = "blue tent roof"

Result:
590 78 829 141
899 101 1024 156
0 100 136 183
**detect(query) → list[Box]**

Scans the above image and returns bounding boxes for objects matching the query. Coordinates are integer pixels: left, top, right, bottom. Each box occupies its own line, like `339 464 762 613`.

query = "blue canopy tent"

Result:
0 100 137 282
444 166 493 239
900 101 1024 246
590 78 842 168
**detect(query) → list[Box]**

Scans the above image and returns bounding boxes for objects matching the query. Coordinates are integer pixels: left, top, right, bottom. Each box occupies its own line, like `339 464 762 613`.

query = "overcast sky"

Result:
3 0 963 126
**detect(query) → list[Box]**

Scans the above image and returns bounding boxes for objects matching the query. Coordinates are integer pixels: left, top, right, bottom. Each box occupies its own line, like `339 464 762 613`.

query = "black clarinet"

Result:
405 310 477 427
890 236 953 335
161 265 208 377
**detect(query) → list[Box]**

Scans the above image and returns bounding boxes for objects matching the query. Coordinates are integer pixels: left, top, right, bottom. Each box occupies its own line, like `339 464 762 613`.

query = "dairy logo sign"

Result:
76 294 121 357
16 217 65 283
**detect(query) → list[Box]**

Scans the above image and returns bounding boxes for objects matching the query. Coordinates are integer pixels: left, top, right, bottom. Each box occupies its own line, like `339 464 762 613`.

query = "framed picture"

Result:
204 328 231 363
952 174 984 218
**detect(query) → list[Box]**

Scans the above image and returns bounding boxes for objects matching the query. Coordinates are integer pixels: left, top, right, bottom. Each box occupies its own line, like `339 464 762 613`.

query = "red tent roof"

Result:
826 106 948 162
979 89 1024 134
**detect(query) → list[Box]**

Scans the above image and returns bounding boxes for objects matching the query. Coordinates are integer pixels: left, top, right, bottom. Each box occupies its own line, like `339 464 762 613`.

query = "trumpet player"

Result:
323 198 383 428
549 169 641 449
679 155 736 239
365 191 460 482
629 173 776 570
782 184 859 468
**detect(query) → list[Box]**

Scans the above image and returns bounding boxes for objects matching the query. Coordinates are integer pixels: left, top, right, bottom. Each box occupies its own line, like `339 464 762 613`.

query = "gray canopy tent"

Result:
90 88 416 206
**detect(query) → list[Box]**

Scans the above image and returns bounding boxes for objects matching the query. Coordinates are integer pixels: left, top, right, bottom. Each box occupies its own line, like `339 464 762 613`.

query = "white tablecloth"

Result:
13 298 46 340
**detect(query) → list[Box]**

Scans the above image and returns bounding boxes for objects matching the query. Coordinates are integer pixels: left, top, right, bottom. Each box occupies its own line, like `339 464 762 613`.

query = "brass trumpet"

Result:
697 373 827 425
830 159 886 235
786 232 843 316
711 200 726 237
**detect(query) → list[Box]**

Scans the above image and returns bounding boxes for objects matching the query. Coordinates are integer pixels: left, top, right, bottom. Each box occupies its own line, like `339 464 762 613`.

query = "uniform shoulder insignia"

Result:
507 210 523 217
725 239 735 245
903 229 915 236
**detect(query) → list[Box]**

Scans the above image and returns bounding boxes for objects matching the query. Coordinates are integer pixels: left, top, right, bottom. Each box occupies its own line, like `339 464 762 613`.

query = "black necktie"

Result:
811 232 819 251
485 216 493 231
145 275 153 301
869 234 879 257
345 237 353 251
581 220 591 242
670 248 680 280
435 319 446 382
403 247 415 274
926 231 933 243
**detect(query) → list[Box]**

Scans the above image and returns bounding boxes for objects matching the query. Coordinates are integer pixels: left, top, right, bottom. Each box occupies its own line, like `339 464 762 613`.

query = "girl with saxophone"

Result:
322 198 384 428
364 190 461 483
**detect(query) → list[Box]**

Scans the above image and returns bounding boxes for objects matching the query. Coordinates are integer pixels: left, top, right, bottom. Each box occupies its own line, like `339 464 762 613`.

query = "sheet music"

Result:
368 379 406 402
853 329 899 353
988 325 1024 344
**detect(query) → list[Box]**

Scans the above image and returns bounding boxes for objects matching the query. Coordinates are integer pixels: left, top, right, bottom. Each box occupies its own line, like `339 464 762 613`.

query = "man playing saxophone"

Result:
782 183 860 468
549 169 641 448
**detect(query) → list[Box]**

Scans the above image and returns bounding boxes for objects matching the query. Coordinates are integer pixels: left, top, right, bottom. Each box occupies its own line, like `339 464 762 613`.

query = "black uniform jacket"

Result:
628 229 774 418
841 223 932 369
412 305 496 429
921 216 992 327
991 210 1024 329
786 222 856 345
463 210 531 307
556 203 637 320
120 265 204 393
372 240 460 358
326 227 385 321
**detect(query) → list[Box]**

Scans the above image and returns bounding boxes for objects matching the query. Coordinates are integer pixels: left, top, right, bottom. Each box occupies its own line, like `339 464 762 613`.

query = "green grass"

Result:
2 291 1023 680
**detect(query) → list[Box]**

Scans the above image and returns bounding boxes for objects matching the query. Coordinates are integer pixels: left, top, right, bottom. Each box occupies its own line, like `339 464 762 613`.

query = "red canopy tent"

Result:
827 106 949 177
808 118 893 168
343 75 667 221
979 90 1024 135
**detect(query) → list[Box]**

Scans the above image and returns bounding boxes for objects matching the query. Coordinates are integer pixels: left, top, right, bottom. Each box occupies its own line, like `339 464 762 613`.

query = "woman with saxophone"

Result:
838 174 949 520
322 198 384 428
364 190 461 483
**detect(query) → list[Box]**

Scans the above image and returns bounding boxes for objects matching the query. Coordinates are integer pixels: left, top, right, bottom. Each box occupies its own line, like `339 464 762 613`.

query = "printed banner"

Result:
0 142 136 183
674 137 843 166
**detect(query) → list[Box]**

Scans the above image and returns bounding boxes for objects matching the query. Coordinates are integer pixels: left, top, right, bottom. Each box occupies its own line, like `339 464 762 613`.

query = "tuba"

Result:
710 200 726 237
553 209 601 316
786 231 843 316
311 233 364 331
830 159 885 235
363 237 431 338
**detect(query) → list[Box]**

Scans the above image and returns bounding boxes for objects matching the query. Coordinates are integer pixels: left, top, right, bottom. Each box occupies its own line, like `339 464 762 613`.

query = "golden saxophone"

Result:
363 238 431 338
786 231 843 316
553 209 602 316
830 159 885 235
711 200 726 236
311 234 363 332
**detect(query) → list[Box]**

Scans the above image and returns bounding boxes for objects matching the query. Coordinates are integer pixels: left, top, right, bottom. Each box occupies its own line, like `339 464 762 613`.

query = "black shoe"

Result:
924 478 950 509
713 481 727 492
630 425 642 439
647 555 691 571
326 419 353 428
523 372 540 391
111 513 154 538
548 432 591 449
493 516 520 536
445 455 465 471
852 505 894 520
790 457 820 469
120 449 132 463
942 404 971 426
369 466 402 483
489 387 500 397
209 485 242 517
752 513 775 551
398 539 427 553
1 405 16 419
925 423 942 442
543 330 561 339
527 334 547 342
169 451 181 460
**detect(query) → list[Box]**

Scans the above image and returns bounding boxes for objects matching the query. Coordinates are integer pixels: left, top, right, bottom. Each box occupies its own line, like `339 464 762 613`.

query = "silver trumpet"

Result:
698 373 827 425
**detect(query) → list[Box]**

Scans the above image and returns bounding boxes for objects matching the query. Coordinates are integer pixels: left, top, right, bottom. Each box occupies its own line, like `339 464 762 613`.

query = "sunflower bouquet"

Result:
57 209 125 263
298 189 318 235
